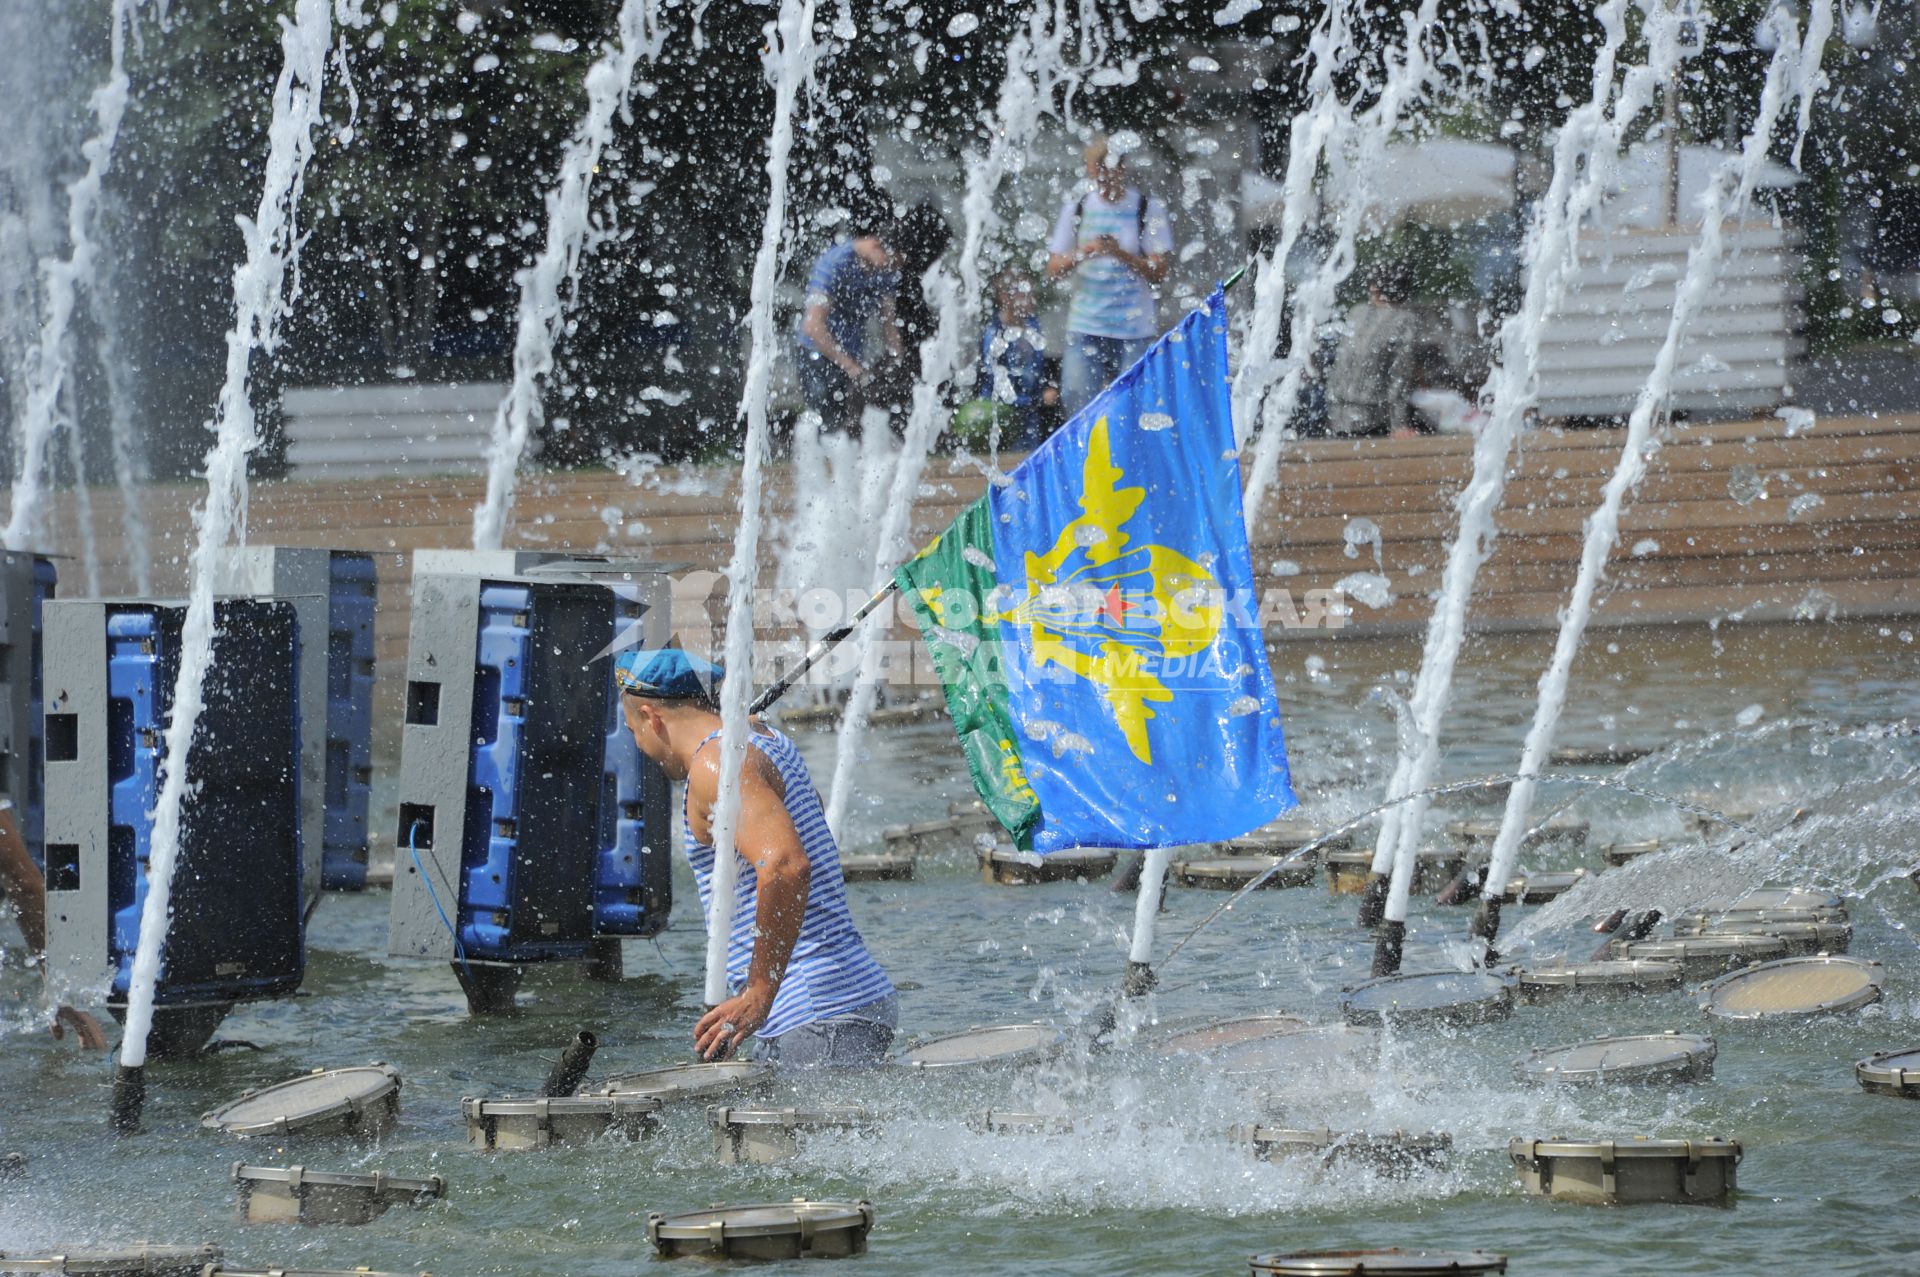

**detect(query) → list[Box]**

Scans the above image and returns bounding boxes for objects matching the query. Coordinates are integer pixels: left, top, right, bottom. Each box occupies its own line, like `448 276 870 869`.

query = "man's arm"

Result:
0 801 44 955
800 301 866 383
1046 198 1080 281
1099 239 1170 284
689 747 811 1061
0 801 106 1049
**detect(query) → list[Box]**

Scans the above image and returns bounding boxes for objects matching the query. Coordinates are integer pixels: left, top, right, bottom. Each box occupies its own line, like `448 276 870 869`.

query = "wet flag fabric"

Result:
897 287 1295 852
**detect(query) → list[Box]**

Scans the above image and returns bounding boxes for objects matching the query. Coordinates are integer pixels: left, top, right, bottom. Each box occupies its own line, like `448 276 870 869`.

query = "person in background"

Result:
794 224 904 430
615 649 896 1067
1326 257 1423 438
1046 136 1173 418
977 267 1059 450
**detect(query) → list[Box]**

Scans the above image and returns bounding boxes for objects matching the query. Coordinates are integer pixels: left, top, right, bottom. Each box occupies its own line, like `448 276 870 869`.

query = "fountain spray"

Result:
822 9 1063 839
112 0 357 1133
472 0 668 551
1471 1 1836 959
1228 3 1354 461
1361 0 1680 943
2 0 143 558
1241 0 1451 521
702 0 818 1009
59 392 99 596
88 245 152 593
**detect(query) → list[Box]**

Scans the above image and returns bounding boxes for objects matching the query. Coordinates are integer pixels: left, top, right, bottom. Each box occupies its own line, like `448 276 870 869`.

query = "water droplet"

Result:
1774 406 1816 437
1342 517 1382 568
1727 465 1766 505
1071 525 1108 548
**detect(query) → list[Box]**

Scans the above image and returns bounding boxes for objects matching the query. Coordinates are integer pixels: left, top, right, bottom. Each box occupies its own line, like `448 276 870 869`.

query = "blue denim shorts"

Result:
755 994 899 1069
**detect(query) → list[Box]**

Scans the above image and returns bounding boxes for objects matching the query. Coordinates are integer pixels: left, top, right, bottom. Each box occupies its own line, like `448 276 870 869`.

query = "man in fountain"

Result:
1047 134 1173 419
793 223 906 432
615 648 897 1067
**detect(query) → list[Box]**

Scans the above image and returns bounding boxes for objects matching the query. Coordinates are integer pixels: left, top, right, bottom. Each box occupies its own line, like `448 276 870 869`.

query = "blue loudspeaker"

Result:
390 571 628 1013
543 568 673 942
399 554 674 987
214 547 379 900
42 598 304 1055
322 553 378 890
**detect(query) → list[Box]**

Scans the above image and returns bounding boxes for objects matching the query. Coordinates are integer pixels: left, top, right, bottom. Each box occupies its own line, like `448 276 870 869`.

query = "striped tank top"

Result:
683 723 894 1038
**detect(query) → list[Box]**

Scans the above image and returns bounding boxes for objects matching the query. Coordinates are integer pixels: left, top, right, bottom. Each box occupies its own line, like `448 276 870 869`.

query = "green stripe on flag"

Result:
895 494 1043 850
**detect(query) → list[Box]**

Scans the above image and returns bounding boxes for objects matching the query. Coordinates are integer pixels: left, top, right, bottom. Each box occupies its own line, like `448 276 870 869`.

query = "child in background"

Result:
977 268 1059 450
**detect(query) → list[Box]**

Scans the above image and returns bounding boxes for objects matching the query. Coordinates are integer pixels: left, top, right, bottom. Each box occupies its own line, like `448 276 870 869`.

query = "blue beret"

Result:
614 648 724 699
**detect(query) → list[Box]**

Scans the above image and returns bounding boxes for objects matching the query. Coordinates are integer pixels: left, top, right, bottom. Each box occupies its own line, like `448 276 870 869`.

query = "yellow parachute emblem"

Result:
989 416 1221 764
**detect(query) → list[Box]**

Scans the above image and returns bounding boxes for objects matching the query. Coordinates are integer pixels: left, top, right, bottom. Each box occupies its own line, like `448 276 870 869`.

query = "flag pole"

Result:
748 582 898 716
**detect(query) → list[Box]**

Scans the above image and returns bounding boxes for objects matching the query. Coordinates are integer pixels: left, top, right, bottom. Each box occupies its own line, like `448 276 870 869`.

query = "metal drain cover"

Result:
900 1023 1065 1069
1513 959 1682 1001
1341 971 1513 1027
1856 1047 1920 1098
1514 1032 1716 1086
1250 1249 1507 1275
1700 955 1885 1019
1151 1014 1312 1057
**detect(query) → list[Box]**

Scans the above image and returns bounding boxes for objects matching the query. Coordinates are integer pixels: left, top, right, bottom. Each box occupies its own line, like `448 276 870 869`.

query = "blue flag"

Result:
901 287 1296 853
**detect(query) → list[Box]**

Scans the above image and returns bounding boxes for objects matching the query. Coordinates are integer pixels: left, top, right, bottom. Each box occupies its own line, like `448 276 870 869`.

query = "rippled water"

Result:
3 621 1918 1275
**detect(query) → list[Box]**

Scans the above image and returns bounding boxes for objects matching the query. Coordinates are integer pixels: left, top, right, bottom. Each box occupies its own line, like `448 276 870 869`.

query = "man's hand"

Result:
695 986 774 1061
50 1005 107 1050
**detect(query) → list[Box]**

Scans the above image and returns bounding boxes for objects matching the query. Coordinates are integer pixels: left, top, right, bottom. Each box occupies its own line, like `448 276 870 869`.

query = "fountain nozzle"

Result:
538 1029 600 1098
1469 897 1503 965
1355 873 1390 927
109 1062 145 1135
1370 920 1406 977
1122 960 1157 998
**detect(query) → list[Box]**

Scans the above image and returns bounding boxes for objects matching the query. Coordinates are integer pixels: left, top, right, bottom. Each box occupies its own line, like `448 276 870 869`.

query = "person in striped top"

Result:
615 648 896 1068
1047 135 1173 418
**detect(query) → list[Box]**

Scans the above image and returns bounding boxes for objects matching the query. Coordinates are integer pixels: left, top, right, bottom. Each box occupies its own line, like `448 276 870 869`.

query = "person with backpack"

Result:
1046 136 1173 419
